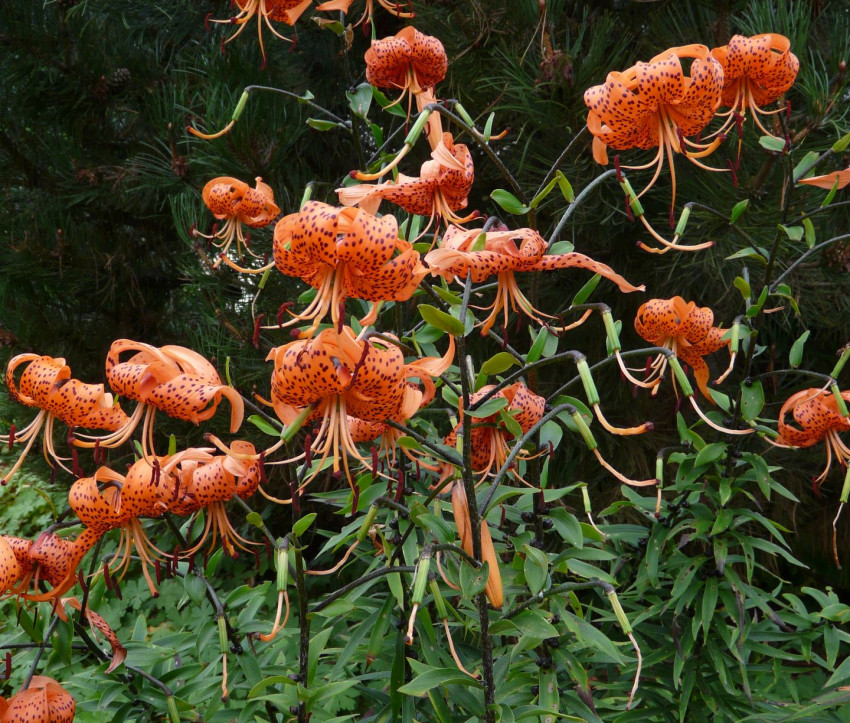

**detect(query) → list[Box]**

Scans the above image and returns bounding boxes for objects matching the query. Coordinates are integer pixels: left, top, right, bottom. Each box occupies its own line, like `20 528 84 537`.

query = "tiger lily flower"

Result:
425 225 644 336
584 45 725 250
316 0 414 27
799 168 850 190
709 34 799 141
205 0 310 68
0 676 75 723
633 296 733 400
632 297 749 435
271 202 427 336
364 27 447 121
773 387 850 566
440 382 545 486
265 326 454 493
1 354 129 485
197 176 280 272
80 340 244 456
338 132 476 229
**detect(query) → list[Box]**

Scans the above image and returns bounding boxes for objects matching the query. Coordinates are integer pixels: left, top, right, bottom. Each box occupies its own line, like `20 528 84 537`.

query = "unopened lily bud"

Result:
667 357 695 398
729 322 741 356
602 309 621 353
580 484 592 515
618 176 645 217
655 455 664 486
430 579 447 620
275 540 289 592
167 696 181 723
480 520 503 609
570 411 597 451
674 205 691 238
411 550 431 606
576 357 600 406
606 589 632 635
217 615 228 654
356 505 379 544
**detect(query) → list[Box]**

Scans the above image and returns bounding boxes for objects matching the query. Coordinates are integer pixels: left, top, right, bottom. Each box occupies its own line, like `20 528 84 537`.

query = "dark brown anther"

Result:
726 159 739 188
259 452 267 485
112 576 123 601
71 448 81 479
785 100 792 124
253 548 261 570
415 461 421 481
613 155 624 183
349 342 370 386
151 459 161 488
172 475 180 504
204 12 212 31
624 195 634 222
669 208 676 230
351 485 360 517
49 466 56 484
253 313 265 350
337 299 346 332
303 434 312 468
332 470 342 480
103 563 113 592
500 504 506 527
264 538 273 564
93 439 101 465
77 569 88 593
371 446 378 480
291 480 301 515
219 37 226 55
7 424 15 451
172 546 180 575
2 651 10 679
244 232 251 249
66 425 75 450
394 467 405 503
676 127 688 157
644 357 653 376
276 302 293 327
155 560 163 585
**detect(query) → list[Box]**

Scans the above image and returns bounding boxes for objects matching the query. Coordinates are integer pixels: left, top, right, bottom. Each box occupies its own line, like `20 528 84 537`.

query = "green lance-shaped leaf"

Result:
419 304 465 336
789 330 810 368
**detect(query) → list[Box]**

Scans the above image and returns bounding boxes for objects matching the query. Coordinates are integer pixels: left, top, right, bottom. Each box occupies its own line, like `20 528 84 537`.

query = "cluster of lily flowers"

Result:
5 12 850 716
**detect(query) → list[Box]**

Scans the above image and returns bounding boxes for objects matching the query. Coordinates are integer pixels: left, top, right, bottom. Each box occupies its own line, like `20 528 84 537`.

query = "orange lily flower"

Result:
775 388 850 489
425 225 644 336
710 34 798 139
451 481 503 608
0 676 75 723
799 168 850 189
440 382 545 485
338 132 476 229
83 341 244 455
266 326 454 492
271 202 427 335
198 176 280 271
584 45 725 249
1 354 129 485
632 296 733 402
364 27 446 118
316 0 413 26
0 536 22 597
207 0 310 66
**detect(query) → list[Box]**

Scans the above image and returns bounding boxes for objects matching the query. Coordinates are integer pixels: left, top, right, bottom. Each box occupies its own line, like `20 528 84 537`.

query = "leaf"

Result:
711 509 733 535
825 654 850 687
789 330 810 368
490 189 529 215
306 118 342 132
726 247 768 262
293 513 317 537
459 560 489 599
511 610 559 640
694 442 726 468
732 276 751 301
792 151 820 182
759 135 787 152
246 512 265 528
802 217 816 248
467 397 509 418
419 304 465 336
730 199 749 224
432 285 462 306
740 380 764 421
779 224 804 241
522 544 549 596
481 352 520 376
571 274 601 306
346 83 373 119
397 667 482 696
832 131 850 152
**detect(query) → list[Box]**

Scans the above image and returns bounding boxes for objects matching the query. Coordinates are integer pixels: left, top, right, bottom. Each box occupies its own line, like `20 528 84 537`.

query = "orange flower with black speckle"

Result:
316 0 413 27
0 676 75 723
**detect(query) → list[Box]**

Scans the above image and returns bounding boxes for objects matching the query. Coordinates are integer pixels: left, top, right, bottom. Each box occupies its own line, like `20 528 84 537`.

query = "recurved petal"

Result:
145 376 244 432
0 536 21 595
799 168 850 190
203 177 249 218
403 26 447 89
532 251 645 294
634 297 682 342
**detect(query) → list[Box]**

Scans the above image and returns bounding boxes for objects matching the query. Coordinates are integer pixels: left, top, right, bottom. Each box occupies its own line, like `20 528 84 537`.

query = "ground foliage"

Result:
1 0 850 721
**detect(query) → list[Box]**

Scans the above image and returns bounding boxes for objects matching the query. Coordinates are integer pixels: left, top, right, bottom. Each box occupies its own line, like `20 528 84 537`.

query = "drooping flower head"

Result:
207 0 311 65
633 296 732 403
338 132 476 229
272 202 426 336
584 45 725 210
775 387 850 489
1 354 129 485
85 341 244 455
364 27 447 117
0 676 75 723
316 0 414 27
425 225 644 336
266 326 453 491
710 34 799 138
451 481 503 608
198 176 280 271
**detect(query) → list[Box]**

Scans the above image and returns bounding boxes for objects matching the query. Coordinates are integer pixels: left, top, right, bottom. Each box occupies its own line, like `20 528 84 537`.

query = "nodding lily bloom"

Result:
1 530 100 603
1 354 129 485
197 176 280 272
206 0 310 67
167 442 262 558
271 202 427 336
709 34 798 140
799 168 850 190
265 326 454 492
81 341 244 455
584 45 725 249
774 388 850 489
316 0 414 27
632 296 733 401
339 132 476 229
451 481 503 608
364 27 446 119
773 387 850 566
425 225 644 336
0 676 75 723
439 382 546 486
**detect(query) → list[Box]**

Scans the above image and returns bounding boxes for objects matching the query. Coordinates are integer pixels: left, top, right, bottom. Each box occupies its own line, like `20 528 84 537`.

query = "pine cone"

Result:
107 68 131 93
825 240 850 273
91 76 109 102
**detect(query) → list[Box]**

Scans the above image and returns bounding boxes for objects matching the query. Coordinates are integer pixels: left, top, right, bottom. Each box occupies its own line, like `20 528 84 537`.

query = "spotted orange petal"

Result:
1 677 75 723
